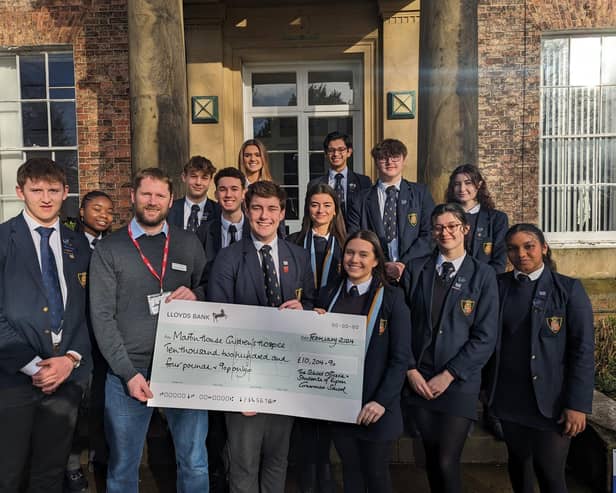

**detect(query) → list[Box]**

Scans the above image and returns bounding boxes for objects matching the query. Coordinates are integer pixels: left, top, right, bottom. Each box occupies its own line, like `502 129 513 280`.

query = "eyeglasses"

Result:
432 223 464 234
326 147 348 155
376 154 403 164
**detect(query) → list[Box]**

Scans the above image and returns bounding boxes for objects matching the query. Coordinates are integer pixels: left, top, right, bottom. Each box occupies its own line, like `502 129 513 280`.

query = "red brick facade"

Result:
0 0 132 222
477 0 616 224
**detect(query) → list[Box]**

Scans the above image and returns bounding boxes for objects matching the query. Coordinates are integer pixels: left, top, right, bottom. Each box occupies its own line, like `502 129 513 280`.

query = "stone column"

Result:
128 0 188 186
417 0 478 201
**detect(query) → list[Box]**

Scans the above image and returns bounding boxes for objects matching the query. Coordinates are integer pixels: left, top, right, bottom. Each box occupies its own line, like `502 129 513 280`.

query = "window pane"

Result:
308 117 354 178
50 88 75 99
268 152 299 220
569 87 598 135
49 53 74 88
542 38 568 87
22 102 49 146
0 101 23 147
0 56 19 100
570 37 601 86
308 71 354 105
601 36 616 85
252 73 296 107
600 86 616 134
51 102 76 146
253 117 297 151
0 151 23 194
55 150 78 192
19 54 46 99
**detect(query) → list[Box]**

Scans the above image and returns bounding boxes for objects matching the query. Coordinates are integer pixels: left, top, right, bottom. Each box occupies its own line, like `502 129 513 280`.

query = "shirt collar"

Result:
185 197 208 209
311 228 330 240
466 203 481 214
377 179 401 192
345 277 372 296
252 234 278 254
436 252 466 276
329 167 348 180
221 214 245 231
22 210 60 233
130 217 169 238
514 264 544 281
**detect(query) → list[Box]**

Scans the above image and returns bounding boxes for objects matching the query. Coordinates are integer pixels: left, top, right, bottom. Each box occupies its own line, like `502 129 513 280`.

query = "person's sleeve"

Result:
190 235 207 301
373 288 412 409
445 269 499 381
0 240 39 374
89 243 137 383
563 279 595 413
206 248 235 303
400 185 435 265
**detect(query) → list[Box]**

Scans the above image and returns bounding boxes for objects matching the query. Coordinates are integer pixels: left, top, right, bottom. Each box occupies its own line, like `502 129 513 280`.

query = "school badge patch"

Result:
407 212 418 227
77 272 87 288
295 288 303 301
546 316 563 334
379 319 387 335
483 242 493 255
460 299 475 316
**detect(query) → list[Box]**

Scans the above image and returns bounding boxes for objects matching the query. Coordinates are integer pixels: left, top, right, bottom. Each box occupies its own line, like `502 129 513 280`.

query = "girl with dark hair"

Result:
488 223 594 493
316 230 410 493
76 190 114 249
446 164 509 273
403 203 498 493
238 138 273 185
288 183 346 296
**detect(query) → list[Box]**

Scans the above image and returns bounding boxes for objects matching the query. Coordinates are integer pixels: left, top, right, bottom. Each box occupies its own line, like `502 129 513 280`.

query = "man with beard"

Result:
89 168 209 493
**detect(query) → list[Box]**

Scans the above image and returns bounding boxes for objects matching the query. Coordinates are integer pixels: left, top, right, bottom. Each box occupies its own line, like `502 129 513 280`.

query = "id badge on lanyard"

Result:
128 223 171 315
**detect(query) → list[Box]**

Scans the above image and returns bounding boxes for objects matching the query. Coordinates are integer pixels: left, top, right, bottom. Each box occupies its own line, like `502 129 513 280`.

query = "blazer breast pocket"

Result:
540 313 565 338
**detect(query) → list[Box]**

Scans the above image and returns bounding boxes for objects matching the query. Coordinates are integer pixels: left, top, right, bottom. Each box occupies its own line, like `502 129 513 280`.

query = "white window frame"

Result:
539 33 616 248
243 61 363 232
0 48 79 221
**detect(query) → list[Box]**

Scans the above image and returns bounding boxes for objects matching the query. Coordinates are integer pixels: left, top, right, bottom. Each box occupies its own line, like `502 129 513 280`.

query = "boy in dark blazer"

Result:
307 131 371 227
168 155 219 231
348 138 435 282
207 180 315 493
0 158 91 492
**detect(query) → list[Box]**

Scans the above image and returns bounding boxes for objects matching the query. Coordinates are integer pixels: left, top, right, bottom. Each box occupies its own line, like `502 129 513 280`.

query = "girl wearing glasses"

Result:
238 138 273 186
446 164 509 273
403 203 498 493
488 224 594 493
287 183 346 493
317 230 410 493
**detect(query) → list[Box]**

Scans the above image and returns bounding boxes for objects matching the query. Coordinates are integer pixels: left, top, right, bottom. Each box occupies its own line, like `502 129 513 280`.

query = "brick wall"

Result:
477 0 616 224
0 0 132 223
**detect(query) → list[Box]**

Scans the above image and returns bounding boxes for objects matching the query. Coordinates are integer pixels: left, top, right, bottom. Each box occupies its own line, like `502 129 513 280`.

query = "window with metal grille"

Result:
540 34 616 245
0 49 78 222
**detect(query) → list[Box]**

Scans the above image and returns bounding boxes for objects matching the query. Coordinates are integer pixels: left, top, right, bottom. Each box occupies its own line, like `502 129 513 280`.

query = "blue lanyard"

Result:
327 282 385 354
304 231 335 289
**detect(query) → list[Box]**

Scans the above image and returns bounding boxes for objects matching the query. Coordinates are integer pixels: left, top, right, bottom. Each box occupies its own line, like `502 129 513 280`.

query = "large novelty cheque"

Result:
148 300 366 423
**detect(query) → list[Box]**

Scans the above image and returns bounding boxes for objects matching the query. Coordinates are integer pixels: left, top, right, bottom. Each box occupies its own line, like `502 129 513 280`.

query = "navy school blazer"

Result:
286 230 344 298
206 236 315 310
307 169 372 227
168 197 220 230
0 214 92 389
402 253 499 397
347 179 435 264
487 269 594 418
469 207 509 274
318 281 411 441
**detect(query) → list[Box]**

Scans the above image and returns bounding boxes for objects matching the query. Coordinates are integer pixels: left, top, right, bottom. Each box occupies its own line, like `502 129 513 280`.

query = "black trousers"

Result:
331 430 392 493
501 420 570 493
0 381 83 493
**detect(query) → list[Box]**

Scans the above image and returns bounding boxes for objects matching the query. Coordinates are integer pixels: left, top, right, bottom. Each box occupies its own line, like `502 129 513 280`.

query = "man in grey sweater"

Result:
90 168 209 493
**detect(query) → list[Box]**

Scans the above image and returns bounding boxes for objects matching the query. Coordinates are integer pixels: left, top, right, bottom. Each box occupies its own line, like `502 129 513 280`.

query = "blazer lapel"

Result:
277 240 296 302
242 239 268 305
366 187 385 238
530 269 553 339
347 170 360 201
12 215 47 294
443 256 474 316
472 208 490 257
421 259 435 331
